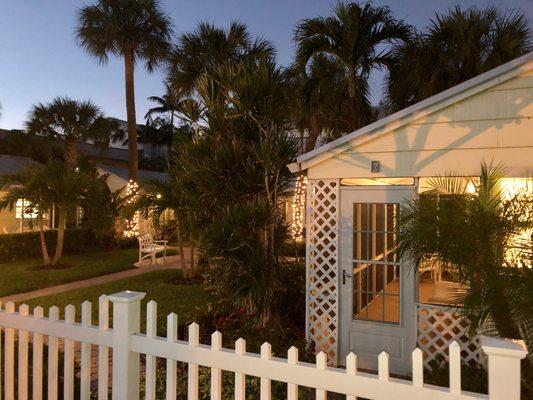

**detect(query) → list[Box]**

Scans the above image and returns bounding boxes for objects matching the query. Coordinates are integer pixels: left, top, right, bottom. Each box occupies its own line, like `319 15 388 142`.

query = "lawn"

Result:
0 249 137 298
21 270 215 336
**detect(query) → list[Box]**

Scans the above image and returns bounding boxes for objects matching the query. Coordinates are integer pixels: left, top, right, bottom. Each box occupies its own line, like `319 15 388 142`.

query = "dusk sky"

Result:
1 0 532 130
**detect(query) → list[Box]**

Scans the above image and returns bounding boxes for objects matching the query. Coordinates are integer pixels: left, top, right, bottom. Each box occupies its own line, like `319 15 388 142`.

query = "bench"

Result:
137 234 168 265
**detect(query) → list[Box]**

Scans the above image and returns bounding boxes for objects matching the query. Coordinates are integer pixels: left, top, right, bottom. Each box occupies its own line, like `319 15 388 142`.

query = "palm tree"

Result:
76 0 173 181
26 97 121 170
145 84 181 127
0 161 103 266
387 6 531 110
166 21 275 95
398 163 533 395
293 1 410 149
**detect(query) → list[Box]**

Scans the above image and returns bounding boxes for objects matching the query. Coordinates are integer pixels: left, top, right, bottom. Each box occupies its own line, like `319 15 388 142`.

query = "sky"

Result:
0 0 532 130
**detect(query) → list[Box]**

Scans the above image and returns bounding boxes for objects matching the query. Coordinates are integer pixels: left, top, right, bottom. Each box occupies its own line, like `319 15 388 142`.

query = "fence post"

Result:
481 336 527 400
108 291 145 400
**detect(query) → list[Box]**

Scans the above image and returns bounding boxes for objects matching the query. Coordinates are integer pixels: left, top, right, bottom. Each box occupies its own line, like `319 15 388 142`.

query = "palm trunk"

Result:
52 209 66 265
189 241 196 278
176 220 187 278
64 137 79 170
304 120 321 153
38 210 51 265
124 49 138 181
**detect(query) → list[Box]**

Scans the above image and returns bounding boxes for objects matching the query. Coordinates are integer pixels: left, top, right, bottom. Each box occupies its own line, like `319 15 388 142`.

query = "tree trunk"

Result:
304 120 321 153
52 209 66 265
38 210 51 265
189 242 196 278
124 49 138 181
64 136 79 170
176 221 187 278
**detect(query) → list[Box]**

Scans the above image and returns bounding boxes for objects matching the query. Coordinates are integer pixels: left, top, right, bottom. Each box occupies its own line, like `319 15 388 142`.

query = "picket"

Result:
98 295 109 400
287 346 298 400
345 353 357 400
187 323 200 400
18 304 29 400
235 338 247 400
32 307 44 400
146 301 158 400
47 306 59 400
211 331 223 400
0 290 527 400
81 301 92 400
4 302 15 400
166 313 178 400
63 305 75 400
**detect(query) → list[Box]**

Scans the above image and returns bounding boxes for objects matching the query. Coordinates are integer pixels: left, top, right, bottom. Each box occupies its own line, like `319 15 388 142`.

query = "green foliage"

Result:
424 356 488 394
291 1 411 148
26 97 122 169
399 162 533 395
387 5 531 110
0 160 127 265
75 0 173 72
0 228 134 263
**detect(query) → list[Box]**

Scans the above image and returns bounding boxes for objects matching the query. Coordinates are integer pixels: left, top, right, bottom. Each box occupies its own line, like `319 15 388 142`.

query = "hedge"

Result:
0 228 136 263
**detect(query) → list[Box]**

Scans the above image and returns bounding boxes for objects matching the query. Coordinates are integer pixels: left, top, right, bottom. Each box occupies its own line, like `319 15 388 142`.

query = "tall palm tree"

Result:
166 21 275 96
387 6 531 110
76 0 173 181
26 97 120 170
293 1 410 149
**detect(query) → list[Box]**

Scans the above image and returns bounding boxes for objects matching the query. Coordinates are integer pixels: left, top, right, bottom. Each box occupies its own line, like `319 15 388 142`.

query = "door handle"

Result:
342 270 352 284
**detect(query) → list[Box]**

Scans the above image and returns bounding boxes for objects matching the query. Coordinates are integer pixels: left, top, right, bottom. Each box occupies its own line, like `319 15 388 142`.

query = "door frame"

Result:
337 184 417 374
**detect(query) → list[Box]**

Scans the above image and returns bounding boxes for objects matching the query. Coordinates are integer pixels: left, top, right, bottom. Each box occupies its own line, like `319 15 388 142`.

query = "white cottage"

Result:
289 52 533 374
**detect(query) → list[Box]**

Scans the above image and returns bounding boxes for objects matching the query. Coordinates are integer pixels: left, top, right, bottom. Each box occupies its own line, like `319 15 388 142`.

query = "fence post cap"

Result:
108 291 146 303
480 336 528 359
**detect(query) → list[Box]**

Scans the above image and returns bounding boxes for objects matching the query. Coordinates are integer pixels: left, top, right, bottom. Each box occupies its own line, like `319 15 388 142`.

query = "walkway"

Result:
0 256 185 304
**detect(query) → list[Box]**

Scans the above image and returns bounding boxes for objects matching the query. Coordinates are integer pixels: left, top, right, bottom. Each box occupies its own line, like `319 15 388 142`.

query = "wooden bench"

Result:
137 234 168 265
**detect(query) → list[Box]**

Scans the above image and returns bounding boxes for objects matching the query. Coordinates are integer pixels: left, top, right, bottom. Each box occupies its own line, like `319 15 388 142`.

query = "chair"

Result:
419 260 441 283
137 234 168 265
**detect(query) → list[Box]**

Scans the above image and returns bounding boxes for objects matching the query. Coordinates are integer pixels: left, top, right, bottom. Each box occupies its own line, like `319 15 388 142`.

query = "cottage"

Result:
289 52 533 373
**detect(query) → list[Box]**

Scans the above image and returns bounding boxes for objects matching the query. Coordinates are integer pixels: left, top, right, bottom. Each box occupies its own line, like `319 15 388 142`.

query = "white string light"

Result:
124 179 140 238
290 174 307 242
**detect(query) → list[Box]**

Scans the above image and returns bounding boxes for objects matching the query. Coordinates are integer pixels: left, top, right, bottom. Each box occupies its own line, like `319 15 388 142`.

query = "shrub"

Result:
0 228 135 263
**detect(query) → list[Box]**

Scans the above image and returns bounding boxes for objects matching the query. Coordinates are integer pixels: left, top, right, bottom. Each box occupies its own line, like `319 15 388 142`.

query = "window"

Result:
352 203 400 324
15 199 38 219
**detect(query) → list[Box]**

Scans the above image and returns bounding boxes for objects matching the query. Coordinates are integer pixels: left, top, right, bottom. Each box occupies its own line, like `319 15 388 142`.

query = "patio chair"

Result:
418 260 441 283
137 234 168 266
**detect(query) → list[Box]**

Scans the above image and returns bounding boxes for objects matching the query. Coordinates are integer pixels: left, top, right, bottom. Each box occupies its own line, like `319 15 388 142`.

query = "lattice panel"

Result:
418 304 482 369
306 179 340 364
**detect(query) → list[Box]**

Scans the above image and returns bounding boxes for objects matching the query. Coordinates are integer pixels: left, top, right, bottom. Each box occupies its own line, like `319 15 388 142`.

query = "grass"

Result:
0 248 138 297
21 270 215 335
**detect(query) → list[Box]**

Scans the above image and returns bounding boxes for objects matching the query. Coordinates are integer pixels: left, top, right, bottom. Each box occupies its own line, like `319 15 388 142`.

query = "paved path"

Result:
0 255 185 304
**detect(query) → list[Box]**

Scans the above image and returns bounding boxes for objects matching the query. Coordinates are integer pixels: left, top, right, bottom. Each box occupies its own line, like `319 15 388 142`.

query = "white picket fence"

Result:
0 291 528 400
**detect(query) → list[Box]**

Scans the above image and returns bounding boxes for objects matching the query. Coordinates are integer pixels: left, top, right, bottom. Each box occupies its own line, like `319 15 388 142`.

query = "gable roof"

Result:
0 155 38 176
289 52 533 173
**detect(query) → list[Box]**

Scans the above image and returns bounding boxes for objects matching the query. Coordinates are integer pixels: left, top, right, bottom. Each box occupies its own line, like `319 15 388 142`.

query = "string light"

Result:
290 174 307 242
124 179 140 238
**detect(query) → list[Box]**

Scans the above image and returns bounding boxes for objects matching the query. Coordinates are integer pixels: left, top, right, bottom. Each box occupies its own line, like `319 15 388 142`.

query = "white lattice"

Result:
306 179 340 364
418 304 482 369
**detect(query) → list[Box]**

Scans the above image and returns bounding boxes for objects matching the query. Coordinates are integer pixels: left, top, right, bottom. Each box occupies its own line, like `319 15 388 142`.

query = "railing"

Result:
0 291 528 400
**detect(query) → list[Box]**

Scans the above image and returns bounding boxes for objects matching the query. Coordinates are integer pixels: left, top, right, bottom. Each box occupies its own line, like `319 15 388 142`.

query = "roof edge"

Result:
293 52 533 172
